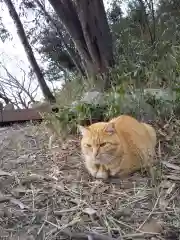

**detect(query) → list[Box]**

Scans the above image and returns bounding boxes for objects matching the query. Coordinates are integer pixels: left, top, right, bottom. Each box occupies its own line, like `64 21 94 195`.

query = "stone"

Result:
80 91 105 105
143 88 176 102
70 88 177 122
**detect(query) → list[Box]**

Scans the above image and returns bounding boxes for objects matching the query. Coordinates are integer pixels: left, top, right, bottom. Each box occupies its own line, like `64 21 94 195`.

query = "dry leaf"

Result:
159 197 169 211
158 129 167 137
0 169 12 176
159 182 175 211
165 175 180 181
21 173 54 184
140 218 163 233
10 198 29 210
160 180 173 189
15 154 34 164
12 186 28 193
83 207 97 216
96 185 109 194
166 182 176 195
161 161 180 171
0 196 11 203
11 187 31 197
0 226 8 238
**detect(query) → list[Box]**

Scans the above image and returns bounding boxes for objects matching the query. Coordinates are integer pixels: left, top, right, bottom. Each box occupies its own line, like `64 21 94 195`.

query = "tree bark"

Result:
34 0 86 77
4 0 56 103
75 0 114 71
48 0 114 89
138 0 155 46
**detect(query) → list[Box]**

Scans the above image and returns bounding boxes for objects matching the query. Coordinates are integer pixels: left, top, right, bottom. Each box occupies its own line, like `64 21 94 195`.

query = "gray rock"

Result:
70 88 176 121
107 91 156 122
135 88 176 102
71 91 105 112
80 91 104 105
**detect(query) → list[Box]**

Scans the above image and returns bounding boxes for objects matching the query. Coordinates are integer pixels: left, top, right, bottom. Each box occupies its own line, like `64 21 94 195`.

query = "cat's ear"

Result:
105 122 115 134
77 125 89 136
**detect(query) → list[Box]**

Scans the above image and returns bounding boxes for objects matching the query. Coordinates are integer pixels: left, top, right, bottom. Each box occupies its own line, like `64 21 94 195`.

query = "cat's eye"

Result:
99 142 107 147
85 144 92 148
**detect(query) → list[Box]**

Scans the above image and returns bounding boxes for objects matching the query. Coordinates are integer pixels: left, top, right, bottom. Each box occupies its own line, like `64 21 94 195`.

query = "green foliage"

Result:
44 102 107 138
44 81 180 139
39 27 76 71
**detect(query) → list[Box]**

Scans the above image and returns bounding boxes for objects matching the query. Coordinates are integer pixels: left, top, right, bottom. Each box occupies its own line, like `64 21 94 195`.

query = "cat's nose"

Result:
93 148 98 157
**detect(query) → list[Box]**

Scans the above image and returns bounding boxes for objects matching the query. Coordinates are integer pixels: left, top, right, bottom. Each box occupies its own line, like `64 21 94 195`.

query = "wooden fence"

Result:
0 105 52 124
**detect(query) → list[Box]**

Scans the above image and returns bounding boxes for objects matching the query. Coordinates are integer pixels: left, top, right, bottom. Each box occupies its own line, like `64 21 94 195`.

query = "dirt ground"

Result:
0 120 180 240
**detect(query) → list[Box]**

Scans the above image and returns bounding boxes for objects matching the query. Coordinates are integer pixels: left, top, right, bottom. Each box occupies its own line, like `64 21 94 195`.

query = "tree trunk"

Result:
4 0 56 103
138 0 155 46
34 0 86 77
48 0 114 89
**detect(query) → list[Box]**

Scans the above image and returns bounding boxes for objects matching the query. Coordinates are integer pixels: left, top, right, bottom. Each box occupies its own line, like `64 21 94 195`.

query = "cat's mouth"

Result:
94 156 115 164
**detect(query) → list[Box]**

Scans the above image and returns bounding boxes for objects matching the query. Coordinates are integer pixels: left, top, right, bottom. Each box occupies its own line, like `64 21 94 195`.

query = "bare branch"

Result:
0 63 39 109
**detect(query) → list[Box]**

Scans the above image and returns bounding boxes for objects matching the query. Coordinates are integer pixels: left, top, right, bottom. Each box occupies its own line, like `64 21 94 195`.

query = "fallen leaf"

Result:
166 182 176 195
10 198 29 210
158 129 167 137
140 218 163 233
21 173 55 184
3 207 12 218
159 182 176 211
96 185 109 194
15 154 34 164
114 208 132 218
164 175 180 181
83 207 97 216
159 197 169 211
11 187 31 197
0 196 11 203
0 226 9 238
21 174 44 184
161 161 180 171
0 169 12 176
160 180 173 189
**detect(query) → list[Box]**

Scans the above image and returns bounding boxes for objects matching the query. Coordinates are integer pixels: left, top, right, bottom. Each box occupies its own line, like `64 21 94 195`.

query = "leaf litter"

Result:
0 119 179 239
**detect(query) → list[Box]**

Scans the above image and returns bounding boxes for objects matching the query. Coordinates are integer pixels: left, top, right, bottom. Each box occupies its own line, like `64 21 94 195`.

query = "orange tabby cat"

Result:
78 115 157 179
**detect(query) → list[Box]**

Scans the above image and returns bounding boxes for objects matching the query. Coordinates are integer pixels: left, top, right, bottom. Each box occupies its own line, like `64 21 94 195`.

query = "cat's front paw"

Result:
88 168 98 177
85 159 99 177
96 169 109 179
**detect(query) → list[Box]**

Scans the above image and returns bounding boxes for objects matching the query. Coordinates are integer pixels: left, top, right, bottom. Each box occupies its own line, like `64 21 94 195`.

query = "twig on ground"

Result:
137 193 161 231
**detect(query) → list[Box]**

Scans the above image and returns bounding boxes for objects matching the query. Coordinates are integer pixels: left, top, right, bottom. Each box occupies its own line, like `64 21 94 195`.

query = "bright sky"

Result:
0 0 127 103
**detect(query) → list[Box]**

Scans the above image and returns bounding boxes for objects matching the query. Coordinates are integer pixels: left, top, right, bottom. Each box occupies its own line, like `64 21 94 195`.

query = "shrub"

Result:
43 83 180 140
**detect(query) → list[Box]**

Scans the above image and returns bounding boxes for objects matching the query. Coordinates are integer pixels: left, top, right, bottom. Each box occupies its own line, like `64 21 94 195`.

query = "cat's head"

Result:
78 122 121 164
